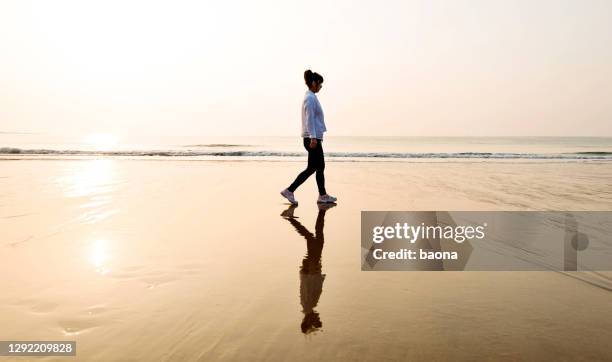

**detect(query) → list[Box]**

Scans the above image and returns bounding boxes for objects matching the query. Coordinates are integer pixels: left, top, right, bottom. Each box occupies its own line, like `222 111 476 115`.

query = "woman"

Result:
281 70 337 205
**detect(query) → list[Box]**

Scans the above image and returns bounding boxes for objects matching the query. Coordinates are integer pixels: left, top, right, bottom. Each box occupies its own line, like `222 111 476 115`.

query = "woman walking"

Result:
281 70 337 205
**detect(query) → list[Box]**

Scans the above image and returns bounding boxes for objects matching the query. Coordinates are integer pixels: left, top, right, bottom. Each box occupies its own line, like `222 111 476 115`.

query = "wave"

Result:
573 151 612 155
2 147 612 160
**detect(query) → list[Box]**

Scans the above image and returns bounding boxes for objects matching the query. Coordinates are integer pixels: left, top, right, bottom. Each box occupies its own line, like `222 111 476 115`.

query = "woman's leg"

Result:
288 138 317 192
313 142 326 196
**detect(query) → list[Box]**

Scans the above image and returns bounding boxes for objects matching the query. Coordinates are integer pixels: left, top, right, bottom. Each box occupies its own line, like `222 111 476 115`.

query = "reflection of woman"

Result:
281 70 337 205
281 204 335 334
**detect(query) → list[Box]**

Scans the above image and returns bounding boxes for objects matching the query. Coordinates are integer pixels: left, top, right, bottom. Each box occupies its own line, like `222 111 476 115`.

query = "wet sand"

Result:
1 159 612 361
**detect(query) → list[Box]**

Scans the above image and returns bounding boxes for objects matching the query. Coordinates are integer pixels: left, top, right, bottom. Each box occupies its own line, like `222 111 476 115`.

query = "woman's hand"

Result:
309 138 318 149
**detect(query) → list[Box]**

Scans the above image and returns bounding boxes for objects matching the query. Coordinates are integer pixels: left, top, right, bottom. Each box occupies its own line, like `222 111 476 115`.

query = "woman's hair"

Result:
304 69 324 86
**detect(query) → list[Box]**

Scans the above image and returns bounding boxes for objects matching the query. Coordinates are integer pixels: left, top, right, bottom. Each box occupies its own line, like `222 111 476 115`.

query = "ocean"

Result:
1 134 612 161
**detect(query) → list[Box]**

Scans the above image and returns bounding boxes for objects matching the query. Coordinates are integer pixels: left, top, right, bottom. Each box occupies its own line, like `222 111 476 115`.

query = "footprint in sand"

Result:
58 318 101 335
9 298 58 314
140 274 178 288
106 266 179 288
105 264 206 288
30 302 59 314
58 305 115 335
84 305 111 316
178 262 206 276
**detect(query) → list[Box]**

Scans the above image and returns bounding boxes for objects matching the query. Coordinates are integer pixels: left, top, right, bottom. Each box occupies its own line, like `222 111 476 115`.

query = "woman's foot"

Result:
280 189 298 205
317 194 337 203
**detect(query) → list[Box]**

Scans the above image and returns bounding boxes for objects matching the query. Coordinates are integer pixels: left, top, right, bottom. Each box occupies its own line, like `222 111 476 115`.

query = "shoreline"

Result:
3 155 612 163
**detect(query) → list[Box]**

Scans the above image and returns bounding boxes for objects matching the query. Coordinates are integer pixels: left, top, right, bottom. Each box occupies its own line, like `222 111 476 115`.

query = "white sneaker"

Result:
280 189 298 205
317 194 337 203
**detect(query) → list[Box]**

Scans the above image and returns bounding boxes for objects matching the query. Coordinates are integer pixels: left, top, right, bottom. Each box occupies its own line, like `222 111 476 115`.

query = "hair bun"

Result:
304 69 323 86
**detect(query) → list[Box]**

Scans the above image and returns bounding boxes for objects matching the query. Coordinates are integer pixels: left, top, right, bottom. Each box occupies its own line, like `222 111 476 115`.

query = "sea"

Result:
1 134 612 162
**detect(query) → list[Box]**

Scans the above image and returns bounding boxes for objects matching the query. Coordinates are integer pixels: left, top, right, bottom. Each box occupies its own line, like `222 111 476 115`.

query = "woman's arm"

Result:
304 97 318 147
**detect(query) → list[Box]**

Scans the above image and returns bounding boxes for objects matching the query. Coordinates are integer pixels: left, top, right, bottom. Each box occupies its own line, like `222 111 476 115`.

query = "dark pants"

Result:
288 138 326 195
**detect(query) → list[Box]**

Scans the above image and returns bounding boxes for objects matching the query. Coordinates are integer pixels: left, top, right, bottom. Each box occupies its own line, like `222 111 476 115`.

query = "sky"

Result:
1 0 611 140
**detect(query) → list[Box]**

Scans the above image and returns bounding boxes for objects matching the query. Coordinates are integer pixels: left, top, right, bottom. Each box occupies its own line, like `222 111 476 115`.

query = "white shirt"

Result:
301 90 326 139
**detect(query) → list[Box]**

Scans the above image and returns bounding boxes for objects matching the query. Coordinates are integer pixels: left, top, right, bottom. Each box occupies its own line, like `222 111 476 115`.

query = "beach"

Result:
1 157 611 360
2 0 612 358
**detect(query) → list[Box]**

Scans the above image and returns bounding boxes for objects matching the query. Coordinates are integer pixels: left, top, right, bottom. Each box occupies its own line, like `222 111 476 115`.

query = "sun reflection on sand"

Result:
90 238 110 275
57 159 120 224
58 159 115 198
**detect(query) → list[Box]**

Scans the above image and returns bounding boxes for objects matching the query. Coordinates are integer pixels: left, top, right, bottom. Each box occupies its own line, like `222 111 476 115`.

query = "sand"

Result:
1 158 612 361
